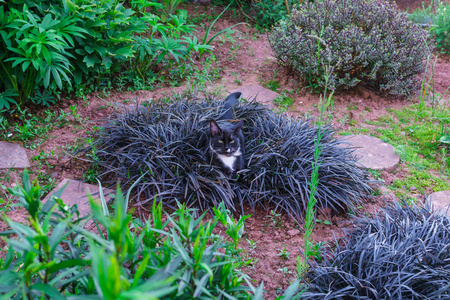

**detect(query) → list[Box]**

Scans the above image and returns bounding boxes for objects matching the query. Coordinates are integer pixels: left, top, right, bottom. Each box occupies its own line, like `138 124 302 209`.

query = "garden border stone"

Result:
229 85 279 107
0 141 30 169
340 135 400 171
43 179 113 217
427 190 450 216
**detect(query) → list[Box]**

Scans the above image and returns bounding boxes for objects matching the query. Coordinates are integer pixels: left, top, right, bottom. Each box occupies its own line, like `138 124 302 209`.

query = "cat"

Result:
207 92 245 176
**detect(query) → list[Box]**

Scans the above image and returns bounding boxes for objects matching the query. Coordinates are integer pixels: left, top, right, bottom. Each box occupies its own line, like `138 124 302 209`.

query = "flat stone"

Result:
427 191 450 216
341 135 400 171
287 229 301 237
0 141 30 169
229 85 279 106
43 179 113 217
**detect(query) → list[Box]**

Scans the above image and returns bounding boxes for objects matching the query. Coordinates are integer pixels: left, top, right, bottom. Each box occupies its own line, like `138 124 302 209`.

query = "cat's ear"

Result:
210 120 222 136
233 120 244 133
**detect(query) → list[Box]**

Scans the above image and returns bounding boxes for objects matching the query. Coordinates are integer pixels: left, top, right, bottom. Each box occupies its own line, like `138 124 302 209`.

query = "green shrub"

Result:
0 171 262 299
0 0 211 108
431 1 450 53
49 0 148 85
251 0 294 29
213 0 294 29
269 0 431 96
0 4 86 106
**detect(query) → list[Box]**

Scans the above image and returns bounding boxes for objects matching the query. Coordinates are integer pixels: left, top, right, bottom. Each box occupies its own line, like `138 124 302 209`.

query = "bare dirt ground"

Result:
1 4 450 298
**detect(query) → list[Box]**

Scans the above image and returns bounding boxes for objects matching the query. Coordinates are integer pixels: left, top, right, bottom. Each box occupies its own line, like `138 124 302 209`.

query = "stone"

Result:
43 179 113 217
0 141 30 169
427 190 450 216
287 229 301 237
341 135 400 171
229 85 279 107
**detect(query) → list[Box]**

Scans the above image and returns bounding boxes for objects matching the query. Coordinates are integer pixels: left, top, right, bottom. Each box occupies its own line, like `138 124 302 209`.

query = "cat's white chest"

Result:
217 154 236 171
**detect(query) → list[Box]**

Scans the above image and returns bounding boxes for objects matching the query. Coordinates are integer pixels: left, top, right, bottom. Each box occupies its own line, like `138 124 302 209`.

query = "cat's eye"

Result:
218 140 223 143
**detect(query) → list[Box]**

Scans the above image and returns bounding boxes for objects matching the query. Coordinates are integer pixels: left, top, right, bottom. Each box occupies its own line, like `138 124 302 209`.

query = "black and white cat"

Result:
208 92 245 175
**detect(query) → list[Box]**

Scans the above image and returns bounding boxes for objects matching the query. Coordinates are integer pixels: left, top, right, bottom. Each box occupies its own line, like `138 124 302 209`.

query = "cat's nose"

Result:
225 148 231 153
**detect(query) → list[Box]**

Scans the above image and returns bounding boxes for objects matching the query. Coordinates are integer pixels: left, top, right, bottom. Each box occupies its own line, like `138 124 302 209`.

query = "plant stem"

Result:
303 63 333 264
284 0 291 14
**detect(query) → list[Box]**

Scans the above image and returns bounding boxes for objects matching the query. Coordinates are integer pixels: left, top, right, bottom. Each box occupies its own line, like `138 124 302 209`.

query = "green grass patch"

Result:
339 103 450 196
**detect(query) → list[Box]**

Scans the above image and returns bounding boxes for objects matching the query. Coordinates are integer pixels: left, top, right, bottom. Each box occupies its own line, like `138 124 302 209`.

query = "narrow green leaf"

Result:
30 283 65 300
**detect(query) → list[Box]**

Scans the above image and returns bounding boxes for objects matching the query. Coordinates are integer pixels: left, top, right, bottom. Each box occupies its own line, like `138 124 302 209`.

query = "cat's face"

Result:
210 120 243 156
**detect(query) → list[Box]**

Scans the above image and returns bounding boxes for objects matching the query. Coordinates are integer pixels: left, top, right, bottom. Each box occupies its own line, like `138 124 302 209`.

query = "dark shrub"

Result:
85 95 371 219
299 201 450 299
269 0 430 96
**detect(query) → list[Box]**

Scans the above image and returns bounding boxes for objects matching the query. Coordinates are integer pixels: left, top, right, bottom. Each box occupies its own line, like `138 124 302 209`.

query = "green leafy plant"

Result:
0 106 72 148
273 94 294 113
132 10 199 84
159 0 184 22
217 0 295 30
0 4 86 105
440 134 450 144
407 0 435 25
59 0 147 84
28 89 56 107
0 89 18 110
269 0 430 96
0 170 262 298
252 0 294 29
197 4 246 58
431 1 450 53
246 238 259 251
278 266 292 277
277 247 291 260
266 209 283 227
213 202 250 252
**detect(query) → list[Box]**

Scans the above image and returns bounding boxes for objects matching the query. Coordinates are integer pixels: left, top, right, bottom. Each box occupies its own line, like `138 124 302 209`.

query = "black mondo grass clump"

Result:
86 95 371 219
269 0 430 96
298 202 450 299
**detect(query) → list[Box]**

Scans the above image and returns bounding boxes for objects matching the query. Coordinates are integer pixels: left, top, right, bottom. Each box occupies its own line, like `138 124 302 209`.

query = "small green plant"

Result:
231 71 242 85
305 241 325 262
278 266 293 277
0 106 73 148
315 219 331 225
159 0 184 21
69 104 82 123
196 4 246 58
266 209 283 227
277 246 291 260
29 89 57 107
246 238 259 251
213 202 251 252
263 69 281 92
0 90 18 110
296 62 336 282
273 94 294 113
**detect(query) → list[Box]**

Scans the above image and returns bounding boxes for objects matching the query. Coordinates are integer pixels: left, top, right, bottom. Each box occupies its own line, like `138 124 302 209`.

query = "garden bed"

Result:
1 2 450 299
